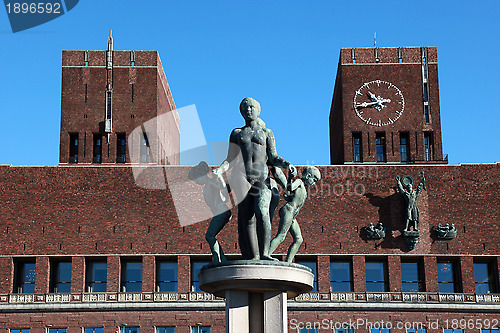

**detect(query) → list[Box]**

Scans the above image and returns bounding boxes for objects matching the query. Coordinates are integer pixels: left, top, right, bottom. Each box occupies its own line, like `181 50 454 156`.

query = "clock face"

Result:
353 80 405 126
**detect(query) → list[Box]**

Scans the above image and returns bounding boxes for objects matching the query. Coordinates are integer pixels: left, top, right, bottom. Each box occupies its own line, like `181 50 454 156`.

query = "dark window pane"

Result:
23 263 36 283
52 262 72 293
49 329 67 333
366 261 387 292
476 284 491 294
401 262 419 282
296 261 318 291
331 261 352 292
474 263 490 283
57 262 72 283
376 134 386 162
122 261 142 292
158 262 177 281
16 262 36 294
366 262 385 281
122 328 139 333
366 282 386 292
92 262 107 281
126 262 142 281
157 328 175 333
331 282 352 292
402 282 420 292
191 261 210 292
437 263 454 282
87 261 107 292
331 262 351 281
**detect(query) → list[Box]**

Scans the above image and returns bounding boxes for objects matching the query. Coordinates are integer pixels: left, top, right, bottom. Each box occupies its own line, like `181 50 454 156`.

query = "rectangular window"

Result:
191 327 210 333
117 133 126 163
474 262 496 293
423 83 428 101
375 133 386 162
401 261 425 292
352 133 362 162
14 261 35 294
299 329 318 333
444 330 463 333
50 261 72 293
481 330 500 333
365 261 388 292
140 132 150 163
84 329 104 333
156 328 175 333
157 261 178 292
437 262 459 293
122 260 142 292
69 133 78 163
371 329 390 333
86 260 107 292
48 329 67 333
106 91 112 120
335 329 354 333
121 328 139 333
93 134 102 164
191 261 210 292
407 329 427 333
295 260 318 291
424 132 433 161
400 133 410 162
11 330 30 333
330 260 353 292
424 104 430 123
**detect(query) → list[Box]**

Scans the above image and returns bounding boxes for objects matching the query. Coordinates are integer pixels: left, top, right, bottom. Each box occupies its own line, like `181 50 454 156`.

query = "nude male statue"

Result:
213 97 296 260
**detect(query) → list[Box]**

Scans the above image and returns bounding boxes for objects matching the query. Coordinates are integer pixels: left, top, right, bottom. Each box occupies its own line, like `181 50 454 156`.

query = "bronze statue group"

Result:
188 97 321 263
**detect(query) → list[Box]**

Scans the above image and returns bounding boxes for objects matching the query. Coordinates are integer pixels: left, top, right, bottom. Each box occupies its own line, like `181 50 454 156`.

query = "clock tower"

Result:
329 46 446 164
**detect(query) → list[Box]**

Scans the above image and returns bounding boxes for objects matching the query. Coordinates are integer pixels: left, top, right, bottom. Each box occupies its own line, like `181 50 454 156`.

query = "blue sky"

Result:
1 0 499 166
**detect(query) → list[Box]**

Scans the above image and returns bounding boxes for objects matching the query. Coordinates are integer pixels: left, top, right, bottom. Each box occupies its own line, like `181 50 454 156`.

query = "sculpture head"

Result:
188 161 210 185
302 166 321 186
239 97 261 121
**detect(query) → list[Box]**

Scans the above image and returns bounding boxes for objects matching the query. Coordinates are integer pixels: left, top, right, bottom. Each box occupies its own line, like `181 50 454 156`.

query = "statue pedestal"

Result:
199 261 314 333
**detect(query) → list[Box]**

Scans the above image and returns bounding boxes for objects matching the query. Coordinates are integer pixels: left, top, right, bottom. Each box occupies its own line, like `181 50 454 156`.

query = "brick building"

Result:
330 47 446 165
0 44 498 333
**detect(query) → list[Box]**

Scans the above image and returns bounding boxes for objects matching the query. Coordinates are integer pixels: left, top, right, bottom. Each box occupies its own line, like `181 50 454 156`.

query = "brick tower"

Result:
329 46 446 164
59 31 180 165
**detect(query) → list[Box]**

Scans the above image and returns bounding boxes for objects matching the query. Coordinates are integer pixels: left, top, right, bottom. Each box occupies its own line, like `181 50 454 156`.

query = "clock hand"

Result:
356 101 378 108
367 91 377 101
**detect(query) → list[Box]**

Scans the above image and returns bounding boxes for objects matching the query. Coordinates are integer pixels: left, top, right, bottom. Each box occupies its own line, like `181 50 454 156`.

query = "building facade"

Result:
0 45 498 333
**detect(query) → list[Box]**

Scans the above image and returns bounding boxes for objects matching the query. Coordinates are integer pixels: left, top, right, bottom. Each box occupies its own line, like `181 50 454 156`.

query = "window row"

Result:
11 328 500 333
296 328 500 333
14 258 177 293
331 259 498 293
13 257 498 294
352 131 434 162
69 132 127 164
12 327 211 333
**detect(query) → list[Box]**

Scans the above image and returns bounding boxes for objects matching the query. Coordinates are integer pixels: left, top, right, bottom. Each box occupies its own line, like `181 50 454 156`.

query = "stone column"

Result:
199 261 314 333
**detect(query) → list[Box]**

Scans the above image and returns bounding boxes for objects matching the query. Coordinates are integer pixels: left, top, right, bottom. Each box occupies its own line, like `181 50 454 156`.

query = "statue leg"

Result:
205 210 231 263
285 219 303 263
254 184 274 260
238 194 256 260
269 206 294 256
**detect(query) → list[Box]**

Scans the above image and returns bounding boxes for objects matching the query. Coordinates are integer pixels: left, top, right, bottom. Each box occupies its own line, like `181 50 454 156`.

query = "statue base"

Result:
403 230 420 250
199 260 314 333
